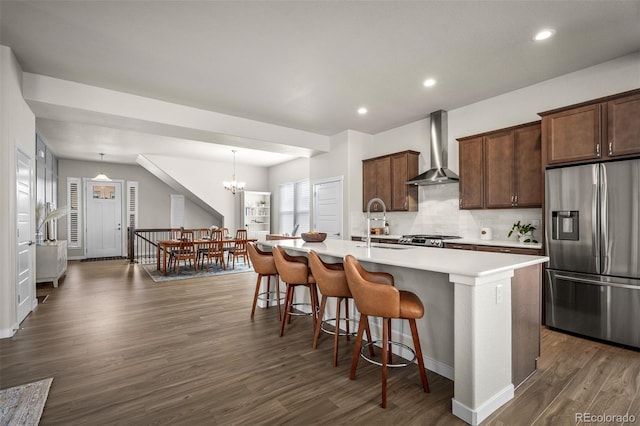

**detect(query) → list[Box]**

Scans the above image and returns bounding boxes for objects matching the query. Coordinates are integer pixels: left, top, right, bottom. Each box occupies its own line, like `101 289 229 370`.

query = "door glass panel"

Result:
93 185 116 199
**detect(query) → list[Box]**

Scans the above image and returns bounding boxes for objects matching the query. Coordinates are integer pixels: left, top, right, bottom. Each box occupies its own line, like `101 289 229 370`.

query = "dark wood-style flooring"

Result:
1 260 638 425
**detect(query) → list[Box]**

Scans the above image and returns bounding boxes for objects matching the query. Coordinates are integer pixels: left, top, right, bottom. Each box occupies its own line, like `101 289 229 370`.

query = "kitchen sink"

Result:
355 244 410 250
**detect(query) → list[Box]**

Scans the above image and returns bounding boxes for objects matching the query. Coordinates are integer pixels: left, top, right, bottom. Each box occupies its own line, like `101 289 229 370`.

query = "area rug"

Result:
142 262 254 283
80 256 127 262
0 378 53 426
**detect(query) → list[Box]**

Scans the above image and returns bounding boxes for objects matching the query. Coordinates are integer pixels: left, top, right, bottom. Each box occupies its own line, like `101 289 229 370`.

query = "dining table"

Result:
156 237 256 276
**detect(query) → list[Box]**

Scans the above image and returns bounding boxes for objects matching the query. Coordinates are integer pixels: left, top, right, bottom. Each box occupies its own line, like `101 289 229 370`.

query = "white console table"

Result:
36 240 68 287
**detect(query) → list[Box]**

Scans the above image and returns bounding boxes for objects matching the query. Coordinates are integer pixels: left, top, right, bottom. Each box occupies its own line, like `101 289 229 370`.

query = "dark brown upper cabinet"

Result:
458 122 542 210
540 89 640 166
362 150 419 212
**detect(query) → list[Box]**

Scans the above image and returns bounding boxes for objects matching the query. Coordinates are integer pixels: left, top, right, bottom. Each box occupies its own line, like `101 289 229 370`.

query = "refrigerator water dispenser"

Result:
552 210 579 240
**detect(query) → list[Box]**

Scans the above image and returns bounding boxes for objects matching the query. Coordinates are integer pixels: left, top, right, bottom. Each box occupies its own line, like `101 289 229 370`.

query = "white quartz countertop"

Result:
262 239 548 278
446 238 543 250
350 235 542 249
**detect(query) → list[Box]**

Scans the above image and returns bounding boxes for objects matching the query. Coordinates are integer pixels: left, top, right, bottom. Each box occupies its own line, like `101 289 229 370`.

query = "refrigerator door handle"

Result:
554 274 640 291
600 164 609 274
592 165 600 274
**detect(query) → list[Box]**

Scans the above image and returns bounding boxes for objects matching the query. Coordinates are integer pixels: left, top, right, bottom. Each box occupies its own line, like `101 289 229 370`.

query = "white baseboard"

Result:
68 255 85 261
0 325 18 339
452 384 514 425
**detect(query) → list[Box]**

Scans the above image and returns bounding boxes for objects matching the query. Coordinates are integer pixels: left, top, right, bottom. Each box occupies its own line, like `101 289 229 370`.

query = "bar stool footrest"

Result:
360 340 416 368
258 290 285 304
320 317 358 337
288 302 318 316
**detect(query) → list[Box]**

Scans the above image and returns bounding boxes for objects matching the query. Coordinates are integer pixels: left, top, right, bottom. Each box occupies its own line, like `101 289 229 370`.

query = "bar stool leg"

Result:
250 273 263 319
309 283 319 331
332 297 342 366
265 275 271 310
275 275 281 321
387 319 393 364
409 318 430 393
280 284 294 337
312 295 328 349
350 314 368 380
382 317 389 408
345 300 350 341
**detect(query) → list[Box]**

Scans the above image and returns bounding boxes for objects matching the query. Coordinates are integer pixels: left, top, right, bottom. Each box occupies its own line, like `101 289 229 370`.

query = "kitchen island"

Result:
260 238 548 425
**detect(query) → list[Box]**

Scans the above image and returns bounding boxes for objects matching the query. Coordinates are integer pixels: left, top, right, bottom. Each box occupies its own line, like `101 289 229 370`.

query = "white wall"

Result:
349 52 640 240
143 155 269 233
1 45 36 337
268 157 310 234
58 159 220 258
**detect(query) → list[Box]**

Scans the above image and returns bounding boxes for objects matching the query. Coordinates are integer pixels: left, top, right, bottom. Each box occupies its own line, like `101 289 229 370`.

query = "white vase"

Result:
518 232 532 243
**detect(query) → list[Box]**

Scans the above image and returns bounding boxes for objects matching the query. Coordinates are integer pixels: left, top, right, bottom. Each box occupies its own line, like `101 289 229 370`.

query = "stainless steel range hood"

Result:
406 110 459 185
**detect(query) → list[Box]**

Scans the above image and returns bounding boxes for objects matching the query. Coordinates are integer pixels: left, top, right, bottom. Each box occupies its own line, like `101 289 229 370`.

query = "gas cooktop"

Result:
399 234 462 248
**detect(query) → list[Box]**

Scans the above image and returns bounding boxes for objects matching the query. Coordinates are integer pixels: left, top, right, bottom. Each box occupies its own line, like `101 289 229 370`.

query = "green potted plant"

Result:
508 220 538 243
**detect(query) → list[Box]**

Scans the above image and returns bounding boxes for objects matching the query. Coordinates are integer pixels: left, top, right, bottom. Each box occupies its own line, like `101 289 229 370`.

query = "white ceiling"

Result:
1 1 639 166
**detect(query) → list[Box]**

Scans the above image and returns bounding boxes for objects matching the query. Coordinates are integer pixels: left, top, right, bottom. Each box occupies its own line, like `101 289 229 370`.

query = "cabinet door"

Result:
444 243 475 250
459 137 484 209
362 160 377 211
545 104 601 164
390 152 418 211
374 156 391 212
514 124 542 207
362 157 391 212
607 93 640 158
484 131 514 208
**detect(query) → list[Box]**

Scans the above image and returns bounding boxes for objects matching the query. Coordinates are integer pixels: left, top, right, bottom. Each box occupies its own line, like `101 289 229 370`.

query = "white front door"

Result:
313 178 343 240
16 150 34 323
85 180 123 258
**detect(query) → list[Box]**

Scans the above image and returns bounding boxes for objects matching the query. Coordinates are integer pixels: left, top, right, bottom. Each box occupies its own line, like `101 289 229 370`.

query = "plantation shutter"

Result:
126 181 139 229
295 179 310 233
67 177 81 248
279 183 294 234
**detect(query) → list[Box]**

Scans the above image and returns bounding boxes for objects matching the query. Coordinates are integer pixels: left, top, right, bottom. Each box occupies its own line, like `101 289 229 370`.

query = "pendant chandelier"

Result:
223 150 245 194
92 153 112 182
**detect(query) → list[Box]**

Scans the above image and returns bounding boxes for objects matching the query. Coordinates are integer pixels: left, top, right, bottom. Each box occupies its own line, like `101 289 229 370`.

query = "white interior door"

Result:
85 180 123 258
16 149 34 324
313 178 343 240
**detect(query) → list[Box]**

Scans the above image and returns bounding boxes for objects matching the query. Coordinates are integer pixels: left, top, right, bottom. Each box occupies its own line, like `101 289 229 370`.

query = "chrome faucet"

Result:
366 198 387 248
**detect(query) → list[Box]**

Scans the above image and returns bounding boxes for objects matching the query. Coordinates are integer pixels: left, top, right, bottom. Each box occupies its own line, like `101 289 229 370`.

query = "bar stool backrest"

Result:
308 251 350 298
344 255 400 319
247 242 277 275
272 246 309 284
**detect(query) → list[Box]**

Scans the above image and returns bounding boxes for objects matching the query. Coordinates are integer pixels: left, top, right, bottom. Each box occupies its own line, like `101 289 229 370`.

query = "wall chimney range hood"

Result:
406 110 459 186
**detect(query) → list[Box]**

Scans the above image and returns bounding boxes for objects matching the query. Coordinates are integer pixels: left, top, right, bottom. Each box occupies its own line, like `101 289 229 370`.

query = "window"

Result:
279 179 310 234
67 177 81 248
126 181 138 229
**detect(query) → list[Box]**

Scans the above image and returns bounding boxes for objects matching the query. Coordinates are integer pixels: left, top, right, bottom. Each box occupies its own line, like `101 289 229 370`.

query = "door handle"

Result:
28 241 34 246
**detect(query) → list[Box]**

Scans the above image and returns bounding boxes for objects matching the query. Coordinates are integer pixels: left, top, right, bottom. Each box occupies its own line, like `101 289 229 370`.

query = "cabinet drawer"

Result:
476 245 541 255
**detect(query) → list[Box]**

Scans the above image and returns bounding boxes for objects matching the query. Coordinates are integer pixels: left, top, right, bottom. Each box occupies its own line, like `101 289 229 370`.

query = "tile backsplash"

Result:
353 184 542 242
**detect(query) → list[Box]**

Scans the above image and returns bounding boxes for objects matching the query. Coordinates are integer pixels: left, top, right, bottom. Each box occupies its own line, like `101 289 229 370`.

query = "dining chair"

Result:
197 228 211 240
200 229 226 270
171 230 198 274
227 229 250 269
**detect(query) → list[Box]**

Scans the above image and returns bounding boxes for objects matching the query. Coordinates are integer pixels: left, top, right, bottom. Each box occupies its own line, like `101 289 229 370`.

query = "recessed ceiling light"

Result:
423 78 437 87
358 107 368 115
534 29 556 41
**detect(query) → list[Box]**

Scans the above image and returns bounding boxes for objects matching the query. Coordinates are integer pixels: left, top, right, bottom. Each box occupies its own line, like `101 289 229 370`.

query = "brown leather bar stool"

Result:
344 254 430 408
272 245 319 337
247 242 282 321
308 250 374 366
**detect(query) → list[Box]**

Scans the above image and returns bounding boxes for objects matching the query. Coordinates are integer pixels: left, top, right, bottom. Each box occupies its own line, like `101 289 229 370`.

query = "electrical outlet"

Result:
496 284 503 304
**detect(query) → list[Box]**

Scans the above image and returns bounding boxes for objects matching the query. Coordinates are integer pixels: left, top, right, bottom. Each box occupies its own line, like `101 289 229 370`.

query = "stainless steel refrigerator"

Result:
545 159 640 348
